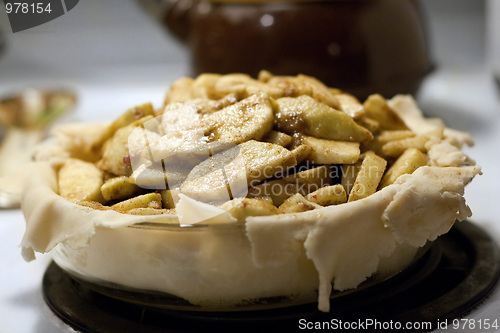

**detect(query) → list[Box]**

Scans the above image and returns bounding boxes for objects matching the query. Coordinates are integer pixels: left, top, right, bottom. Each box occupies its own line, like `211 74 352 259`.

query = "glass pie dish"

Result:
49 219 431 312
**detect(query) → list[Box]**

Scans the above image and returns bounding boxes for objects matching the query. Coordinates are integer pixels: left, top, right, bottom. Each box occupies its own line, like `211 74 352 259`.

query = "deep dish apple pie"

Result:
16 71 480 312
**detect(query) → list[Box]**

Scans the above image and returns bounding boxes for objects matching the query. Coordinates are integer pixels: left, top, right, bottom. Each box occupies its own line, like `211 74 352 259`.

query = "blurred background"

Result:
0 0 497 118
0 0 499 332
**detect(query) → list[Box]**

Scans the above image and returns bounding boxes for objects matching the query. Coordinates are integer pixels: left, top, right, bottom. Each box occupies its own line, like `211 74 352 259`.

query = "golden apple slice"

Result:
58 158 104 203
276 95 373 143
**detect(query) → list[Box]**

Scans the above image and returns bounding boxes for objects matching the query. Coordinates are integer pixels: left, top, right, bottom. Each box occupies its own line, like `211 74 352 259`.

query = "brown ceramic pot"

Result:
163 0 433 100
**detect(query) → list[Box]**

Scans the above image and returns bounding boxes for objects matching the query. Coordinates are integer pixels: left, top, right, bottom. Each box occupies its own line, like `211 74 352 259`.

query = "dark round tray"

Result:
43 220 500 332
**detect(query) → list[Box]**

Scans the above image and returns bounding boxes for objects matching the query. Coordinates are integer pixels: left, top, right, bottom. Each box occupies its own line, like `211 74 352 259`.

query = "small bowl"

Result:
0 89 76 208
